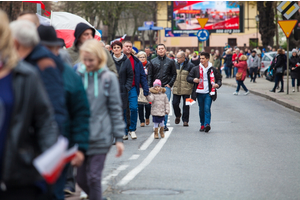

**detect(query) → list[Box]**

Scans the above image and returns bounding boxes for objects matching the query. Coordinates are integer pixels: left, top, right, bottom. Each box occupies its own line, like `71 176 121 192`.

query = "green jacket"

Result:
63 63 90 153
213 56 221 69
173 59 195 95
67 45 118 77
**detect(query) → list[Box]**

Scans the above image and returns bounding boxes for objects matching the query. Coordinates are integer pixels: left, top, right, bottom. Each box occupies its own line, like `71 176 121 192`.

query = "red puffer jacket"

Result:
234 61 248 81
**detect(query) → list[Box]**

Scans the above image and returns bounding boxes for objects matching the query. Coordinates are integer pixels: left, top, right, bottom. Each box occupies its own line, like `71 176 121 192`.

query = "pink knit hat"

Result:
153 79 161 87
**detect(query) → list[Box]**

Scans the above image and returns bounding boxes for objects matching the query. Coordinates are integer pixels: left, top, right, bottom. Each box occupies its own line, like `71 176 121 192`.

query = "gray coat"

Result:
77 65 125 155
247 55 261 68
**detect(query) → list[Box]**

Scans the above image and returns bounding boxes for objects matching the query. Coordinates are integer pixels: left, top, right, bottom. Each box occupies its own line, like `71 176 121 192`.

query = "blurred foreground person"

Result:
0 10 58 200
76 40 125 200
37 25 90 200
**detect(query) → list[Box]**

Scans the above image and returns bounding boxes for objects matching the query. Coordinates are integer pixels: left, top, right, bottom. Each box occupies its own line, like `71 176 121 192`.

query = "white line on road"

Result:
117 127 173 186
139 133 154 150
128 154 140 160
167 123 170 126
102 165 129 185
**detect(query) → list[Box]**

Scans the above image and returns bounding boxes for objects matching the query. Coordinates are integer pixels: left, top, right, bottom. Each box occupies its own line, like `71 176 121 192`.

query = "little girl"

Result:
146 79 170 139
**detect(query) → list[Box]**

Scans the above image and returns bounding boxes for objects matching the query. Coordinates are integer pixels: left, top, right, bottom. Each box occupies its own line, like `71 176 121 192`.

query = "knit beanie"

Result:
153 79 161 87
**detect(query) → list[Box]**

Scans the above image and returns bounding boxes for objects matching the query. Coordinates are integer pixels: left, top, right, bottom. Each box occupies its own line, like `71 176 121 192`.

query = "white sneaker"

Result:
244 91 250 95
80 191 88 199
123 135 128 140
233 92 238 95
129 131 137 139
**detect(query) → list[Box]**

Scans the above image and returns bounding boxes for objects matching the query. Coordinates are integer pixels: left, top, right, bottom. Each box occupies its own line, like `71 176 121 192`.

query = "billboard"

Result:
172 1 243 34
165 28 197 37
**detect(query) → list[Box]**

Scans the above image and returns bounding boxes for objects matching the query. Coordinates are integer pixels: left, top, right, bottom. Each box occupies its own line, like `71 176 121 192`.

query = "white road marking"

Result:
139 133 154 150
102 165 129 185
169 106 173 116
128 154 140 160
167 123 170 126
117 127 173 186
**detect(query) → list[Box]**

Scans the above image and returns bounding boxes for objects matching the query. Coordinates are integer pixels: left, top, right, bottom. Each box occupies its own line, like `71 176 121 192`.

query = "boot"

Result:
146 119 150 125
292 87 295 92
159 127 165 138
154 128 159 139
297 86 299 92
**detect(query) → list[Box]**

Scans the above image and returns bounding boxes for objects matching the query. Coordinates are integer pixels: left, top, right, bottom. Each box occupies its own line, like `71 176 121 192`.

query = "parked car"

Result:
260 51 292 77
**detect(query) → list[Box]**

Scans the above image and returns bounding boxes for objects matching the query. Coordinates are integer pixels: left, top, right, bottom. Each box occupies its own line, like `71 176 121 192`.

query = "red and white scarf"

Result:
197 65 215 95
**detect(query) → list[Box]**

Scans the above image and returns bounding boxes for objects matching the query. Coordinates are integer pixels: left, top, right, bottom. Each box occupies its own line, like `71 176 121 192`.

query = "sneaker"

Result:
244 91 249 95
123 135 128 140
199 125 205 132
233 92 238 95
129 131 137 139
64 187 75 195
80 191 88 199
204 124 211 133
164 126 169 131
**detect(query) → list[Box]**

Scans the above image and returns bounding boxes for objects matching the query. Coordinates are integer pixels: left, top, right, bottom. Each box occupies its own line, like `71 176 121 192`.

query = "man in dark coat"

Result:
148 44 177 131
123 41 149 139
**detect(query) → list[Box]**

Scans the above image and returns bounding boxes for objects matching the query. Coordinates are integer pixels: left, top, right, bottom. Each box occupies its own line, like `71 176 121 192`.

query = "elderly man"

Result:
68 23 117 76
172 51 195 126
10 20 67 136
17 11 40 26
148 44 177 131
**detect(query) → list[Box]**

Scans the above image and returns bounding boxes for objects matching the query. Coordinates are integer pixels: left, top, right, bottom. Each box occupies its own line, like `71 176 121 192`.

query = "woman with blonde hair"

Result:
233 55 249 95
75 39 125 200
0 10 58 199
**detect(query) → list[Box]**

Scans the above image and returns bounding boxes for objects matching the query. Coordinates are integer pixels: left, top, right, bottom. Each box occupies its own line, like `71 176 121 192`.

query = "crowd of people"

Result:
1 9 299 200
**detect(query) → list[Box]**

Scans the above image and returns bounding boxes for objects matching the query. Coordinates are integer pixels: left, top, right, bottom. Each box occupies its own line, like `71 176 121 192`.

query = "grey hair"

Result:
177 51 185 58
99 41 105 46
10 20 39 47
137 51 147 58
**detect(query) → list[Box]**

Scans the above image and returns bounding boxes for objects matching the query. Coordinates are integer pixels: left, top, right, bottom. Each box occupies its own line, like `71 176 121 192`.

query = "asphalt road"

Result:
71 85 300 200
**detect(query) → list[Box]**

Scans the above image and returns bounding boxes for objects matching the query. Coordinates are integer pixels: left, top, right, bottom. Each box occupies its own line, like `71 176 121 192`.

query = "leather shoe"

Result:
175 113 181 124
269 89 275 92
183 122 189 126
278 90 284 93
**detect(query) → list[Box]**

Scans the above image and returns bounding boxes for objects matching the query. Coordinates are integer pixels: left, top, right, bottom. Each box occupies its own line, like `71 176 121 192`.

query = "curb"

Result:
223 83 300 113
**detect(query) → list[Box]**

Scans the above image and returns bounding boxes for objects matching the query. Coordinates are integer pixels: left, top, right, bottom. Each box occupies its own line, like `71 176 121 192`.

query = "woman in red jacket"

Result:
233 55 249 95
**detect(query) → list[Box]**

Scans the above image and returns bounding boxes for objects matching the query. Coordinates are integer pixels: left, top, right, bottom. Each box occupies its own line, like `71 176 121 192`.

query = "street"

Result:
81 85 300 200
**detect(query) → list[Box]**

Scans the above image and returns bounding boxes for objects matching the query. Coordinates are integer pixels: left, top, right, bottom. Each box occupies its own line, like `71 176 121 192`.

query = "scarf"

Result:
192 55 199 61
113 53 124 62
197 65 215 95
142 60 147 66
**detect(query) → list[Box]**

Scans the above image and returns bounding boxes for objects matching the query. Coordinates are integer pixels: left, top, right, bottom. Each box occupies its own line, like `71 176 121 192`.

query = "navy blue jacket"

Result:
24 44 67 134
130 54 149 96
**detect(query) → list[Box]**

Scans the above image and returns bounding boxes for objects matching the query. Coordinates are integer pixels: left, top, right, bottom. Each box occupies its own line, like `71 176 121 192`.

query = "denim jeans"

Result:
292 78 300 87
272 73 284 91
233 67 238 77
226 66 232 78
138 104 151 123
164 87 171 127
124 87 138 135
236 80 248 92
249 67 258 82
196 93 212 126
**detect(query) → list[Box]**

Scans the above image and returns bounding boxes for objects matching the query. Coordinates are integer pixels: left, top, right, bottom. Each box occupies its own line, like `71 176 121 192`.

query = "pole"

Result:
287 37 289 94
202 41 204 52
37 3 41 15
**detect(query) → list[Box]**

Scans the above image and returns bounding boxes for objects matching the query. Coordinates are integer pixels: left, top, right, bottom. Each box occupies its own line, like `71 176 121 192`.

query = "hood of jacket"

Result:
25 44 64 72
74 23 95 48
199 61 213 71
149 87 166 94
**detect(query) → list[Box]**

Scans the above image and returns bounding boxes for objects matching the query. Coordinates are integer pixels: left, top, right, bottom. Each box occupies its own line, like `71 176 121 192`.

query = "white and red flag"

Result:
110 34 127 45
51 12 101 48
185 98 196 106
33 136 77 184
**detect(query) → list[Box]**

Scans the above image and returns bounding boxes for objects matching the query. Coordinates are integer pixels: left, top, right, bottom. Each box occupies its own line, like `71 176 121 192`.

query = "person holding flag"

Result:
187 52 222 133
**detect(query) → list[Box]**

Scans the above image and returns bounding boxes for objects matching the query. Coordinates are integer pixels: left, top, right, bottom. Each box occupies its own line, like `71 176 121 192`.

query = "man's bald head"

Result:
18 12 40 27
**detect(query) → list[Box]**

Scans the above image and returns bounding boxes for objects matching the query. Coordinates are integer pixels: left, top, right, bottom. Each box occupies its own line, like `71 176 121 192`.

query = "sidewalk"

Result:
222 75 300 113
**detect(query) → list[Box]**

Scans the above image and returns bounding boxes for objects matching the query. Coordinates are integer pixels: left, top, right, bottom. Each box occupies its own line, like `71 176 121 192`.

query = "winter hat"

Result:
153 79 161 87
74 22 95 47
292 49 298 54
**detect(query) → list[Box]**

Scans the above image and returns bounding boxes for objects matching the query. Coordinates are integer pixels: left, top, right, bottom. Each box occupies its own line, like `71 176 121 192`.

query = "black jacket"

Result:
1 61 58 188
224 54 233 68
112 54 134 109
272 54 286 74
187 65 222 101
148 55 177 87
289 55 300 79
190 56 200 66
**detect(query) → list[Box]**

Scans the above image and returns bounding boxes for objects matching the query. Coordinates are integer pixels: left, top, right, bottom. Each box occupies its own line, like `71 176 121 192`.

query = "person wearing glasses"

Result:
136 51 151 127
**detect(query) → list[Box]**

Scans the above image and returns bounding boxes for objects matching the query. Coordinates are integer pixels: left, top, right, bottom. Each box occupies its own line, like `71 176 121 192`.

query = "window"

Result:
228 38 236 47
262 56 271 61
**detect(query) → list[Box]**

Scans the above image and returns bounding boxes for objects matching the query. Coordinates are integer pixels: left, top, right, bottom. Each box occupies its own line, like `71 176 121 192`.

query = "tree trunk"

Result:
275 2 279 49
258 1 275 48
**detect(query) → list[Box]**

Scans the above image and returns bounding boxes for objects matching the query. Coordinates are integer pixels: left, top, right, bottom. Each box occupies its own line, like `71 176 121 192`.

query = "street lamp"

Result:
255 15 259 47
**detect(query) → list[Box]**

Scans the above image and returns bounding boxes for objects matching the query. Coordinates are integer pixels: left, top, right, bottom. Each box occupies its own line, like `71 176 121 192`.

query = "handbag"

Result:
236 72 243 81
138 88 149 104
276 67 283 74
